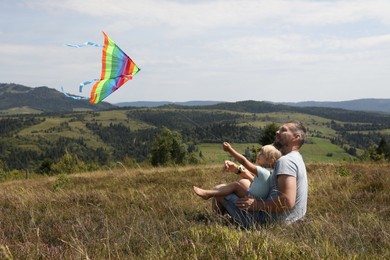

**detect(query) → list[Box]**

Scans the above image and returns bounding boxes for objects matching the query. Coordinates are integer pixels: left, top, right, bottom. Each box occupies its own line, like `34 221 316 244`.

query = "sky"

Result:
1 0 390 104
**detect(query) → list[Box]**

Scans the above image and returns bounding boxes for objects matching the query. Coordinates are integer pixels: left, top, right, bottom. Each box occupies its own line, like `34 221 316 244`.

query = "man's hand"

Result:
234 175 297 213
235 196 255 211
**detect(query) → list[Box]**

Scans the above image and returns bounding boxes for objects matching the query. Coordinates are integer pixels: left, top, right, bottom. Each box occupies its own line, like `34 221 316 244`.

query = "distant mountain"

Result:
115 100 223 107
2 83 390 115
281 99 390 114
117 99 390 114
201 100 390 125
0 83 115 113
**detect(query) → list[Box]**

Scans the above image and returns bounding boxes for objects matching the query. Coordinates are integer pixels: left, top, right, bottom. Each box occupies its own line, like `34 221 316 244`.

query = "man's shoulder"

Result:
277 151 303 166
282 151 302 160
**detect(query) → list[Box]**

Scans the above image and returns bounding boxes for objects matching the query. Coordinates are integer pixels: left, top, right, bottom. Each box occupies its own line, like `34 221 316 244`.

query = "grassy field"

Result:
198 143 261 164
300 137 353 162
199 138 353 164
0 106 42 115
0 162 388 259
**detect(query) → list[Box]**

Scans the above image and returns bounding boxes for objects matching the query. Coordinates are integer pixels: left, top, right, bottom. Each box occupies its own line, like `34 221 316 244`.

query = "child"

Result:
193 142 281 200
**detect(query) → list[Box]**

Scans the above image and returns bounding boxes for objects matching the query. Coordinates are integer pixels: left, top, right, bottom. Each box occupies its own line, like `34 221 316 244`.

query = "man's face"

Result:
274 123 296 149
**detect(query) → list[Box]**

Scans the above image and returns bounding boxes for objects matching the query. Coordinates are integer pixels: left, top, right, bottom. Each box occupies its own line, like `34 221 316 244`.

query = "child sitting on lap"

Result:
193 142 281 200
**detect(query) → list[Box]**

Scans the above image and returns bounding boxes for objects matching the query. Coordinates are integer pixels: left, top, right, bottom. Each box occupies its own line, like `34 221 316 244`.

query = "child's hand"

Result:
222 142 231 152
223 160 237 173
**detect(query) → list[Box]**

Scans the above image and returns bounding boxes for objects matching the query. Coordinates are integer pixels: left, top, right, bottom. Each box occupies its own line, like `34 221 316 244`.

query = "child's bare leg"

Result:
193 182 248 200
194 184 233 200
238 179 251 190
193 185 225 200
228 181 249 197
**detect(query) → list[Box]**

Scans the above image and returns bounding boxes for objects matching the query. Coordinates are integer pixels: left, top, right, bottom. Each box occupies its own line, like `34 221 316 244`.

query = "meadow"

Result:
199 138 353 164
0 162 388 259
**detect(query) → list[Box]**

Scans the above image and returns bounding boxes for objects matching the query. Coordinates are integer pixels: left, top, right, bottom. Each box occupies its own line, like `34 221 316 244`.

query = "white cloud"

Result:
3 0 390 102
339 34 390 49
24 0 390 30
204 32 390 66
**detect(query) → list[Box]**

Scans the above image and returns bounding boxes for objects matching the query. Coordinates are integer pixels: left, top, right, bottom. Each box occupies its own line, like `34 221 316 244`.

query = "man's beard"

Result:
273 139 289 154
273 140 282 150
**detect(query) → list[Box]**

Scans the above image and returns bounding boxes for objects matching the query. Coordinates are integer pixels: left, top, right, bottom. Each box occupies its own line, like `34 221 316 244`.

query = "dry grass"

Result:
0 163 389 259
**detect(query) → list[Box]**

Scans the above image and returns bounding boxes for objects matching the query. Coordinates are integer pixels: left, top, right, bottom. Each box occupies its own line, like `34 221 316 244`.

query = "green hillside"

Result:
2 100 390 173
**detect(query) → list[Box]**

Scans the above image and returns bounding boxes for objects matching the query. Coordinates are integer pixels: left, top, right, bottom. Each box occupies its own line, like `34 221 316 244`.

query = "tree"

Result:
376 137 390 159
150 127 187 166
259 123 279 145
360 145 384 161
0 160 5 174
37 158 54 174
51 153 87 174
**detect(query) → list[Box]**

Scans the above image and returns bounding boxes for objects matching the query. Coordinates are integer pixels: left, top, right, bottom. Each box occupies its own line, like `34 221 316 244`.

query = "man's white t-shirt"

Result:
268 151 308 223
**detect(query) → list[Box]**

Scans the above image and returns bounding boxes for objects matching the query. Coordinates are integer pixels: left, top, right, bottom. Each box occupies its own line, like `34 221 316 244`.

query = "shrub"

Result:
51 153 87 174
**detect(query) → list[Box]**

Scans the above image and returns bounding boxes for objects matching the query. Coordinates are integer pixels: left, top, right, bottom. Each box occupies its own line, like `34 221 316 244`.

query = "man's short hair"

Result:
287 120 307 147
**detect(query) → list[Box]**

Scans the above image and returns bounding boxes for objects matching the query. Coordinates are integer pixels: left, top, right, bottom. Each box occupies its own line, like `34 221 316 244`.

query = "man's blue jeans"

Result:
220 193 270 228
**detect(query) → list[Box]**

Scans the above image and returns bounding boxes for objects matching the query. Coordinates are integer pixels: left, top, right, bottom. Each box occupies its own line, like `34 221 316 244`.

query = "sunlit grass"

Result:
18 117 66 135
301 137 353 162
17 116 106 149
0 162 389 258
1 106 42 114
85 110 153 130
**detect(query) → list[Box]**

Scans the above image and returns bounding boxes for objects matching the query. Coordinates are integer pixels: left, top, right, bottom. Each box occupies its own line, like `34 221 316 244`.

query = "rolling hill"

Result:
281 99 390 114
118 99 390 114
1 82 390 173
0 83 115 113
2 82 390 115
116 100 222 107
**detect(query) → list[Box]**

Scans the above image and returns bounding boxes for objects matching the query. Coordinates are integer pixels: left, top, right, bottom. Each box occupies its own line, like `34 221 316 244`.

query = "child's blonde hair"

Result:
259 145 282 167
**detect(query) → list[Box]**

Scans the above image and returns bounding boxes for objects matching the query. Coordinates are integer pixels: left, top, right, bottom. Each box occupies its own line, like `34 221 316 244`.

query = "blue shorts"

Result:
220 193 270 228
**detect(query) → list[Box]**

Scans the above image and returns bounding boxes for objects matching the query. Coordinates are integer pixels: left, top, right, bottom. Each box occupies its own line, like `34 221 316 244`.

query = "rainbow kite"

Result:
63 32 140 104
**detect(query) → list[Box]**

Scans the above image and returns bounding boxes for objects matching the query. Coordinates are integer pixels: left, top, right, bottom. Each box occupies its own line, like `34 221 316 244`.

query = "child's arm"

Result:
224 160 256 182
223 142 257 175
239 169 255 182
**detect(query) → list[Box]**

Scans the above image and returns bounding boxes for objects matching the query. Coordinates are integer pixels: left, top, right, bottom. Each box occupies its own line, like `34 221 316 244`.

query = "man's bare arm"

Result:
236 174 297 212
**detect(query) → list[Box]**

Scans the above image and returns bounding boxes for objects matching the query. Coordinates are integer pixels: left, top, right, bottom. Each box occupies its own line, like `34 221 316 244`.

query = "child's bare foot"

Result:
193 186 212 200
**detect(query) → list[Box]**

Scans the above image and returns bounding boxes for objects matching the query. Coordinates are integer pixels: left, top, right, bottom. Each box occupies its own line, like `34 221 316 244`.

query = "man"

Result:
213 120 308 227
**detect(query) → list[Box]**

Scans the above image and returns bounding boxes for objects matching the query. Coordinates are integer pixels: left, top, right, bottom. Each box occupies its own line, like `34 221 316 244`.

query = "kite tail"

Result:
79 79 100 93
65 41 104 48
61 86 89 100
